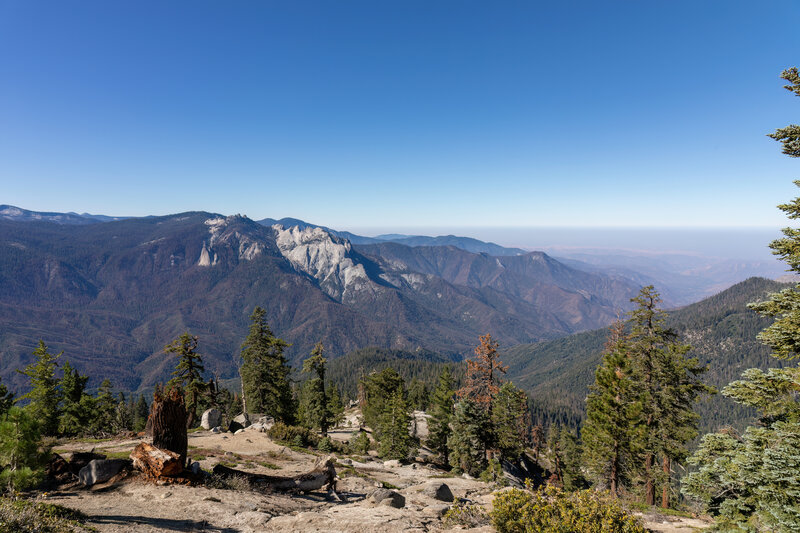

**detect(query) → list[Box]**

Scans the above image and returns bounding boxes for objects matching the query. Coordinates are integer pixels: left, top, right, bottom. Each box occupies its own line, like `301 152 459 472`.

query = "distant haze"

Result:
345 226 784 263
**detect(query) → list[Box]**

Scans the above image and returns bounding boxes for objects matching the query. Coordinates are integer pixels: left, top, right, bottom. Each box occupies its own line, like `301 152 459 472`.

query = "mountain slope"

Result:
503 277 792 432
0 213 637 393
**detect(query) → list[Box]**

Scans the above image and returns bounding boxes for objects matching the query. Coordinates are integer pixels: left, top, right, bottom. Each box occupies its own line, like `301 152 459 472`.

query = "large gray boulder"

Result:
78 459 130 486
422 482 454 502
369 488 406 508
201 408 222 430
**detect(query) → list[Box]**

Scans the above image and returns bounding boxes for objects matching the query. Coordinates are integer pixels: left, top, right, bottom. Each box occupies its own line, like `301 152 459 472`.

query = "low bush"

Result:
0 497 91 533
442 502 489 528
491 483 646 533
267 422 317 447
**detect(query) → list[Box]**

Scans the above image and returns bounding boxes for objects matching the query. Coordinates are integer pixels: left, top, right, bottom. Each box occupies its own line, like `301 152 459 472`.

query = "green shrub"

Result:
480 458 507 486
442 502 489 528
318 436 334 452
267 422 317 447
349 431 371 455
0 407 49 492
491 484 646 533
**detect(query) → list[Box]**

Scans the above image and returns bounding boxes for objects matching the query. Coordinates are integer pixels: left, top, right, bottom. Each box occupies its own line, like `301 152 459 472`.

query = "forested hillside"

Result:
503 277 791 432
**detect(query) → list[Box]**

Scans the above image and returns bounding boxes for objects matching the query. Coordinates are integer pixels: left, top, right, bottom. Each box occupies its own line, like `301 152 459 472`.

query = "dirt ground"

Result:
43 421 710 532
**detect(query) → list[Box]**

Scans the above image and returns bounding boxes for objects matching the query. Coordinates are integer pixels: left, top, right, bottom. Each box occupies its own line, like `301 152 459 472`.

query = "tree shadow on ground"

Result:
90 514 240 532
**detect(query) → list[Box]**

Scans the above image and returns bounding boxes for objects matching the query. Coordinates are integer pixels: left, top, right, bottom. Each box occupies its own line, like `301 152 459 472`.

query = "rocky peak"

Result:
272 225 375 301
197 215 266 267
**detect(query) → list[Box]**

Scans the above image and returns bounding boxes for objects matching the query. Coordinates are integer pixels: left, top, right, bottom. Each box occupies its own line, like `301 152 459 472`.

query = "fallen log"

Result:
131 442 184 479
212 456 336 493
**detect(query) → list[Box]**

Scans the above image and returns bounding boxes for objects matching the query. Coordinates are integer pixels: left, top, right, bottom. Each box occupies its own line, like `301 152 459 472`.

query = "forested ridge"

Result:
503 277 790 432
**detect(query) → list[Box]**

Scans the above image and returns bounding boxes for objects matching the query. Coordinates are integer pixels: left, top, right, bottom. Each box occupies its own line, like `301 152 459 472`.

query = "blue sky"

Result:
1 1 799 230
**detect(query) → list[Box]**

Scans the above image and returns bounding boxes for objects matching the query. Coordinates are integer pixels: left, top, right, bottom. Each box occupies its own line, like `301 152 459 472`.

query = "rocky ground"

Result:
40 418 710 532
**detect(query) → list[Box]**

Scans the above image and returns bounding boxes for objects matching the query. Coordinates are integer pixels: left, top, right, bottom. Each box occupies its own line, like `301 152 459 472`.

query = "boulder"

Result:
383 459 401 468
421 482 454 502
68 451 106 474
78 459 130 486
201 408 222 430
248 416 275 432
369 488 405 508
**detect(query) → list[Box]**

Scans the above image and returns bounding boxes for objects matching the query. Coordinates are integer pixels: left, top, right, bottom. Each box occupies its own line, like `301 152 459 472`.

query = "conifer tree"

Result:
0 379 12 419
0 406 48 491
92 379 117 435
582 321 643 496
327 384 345 428
240 306 294 423
458 334 507 415
378 388 413 460
58 361 93 436
17 340 61 436
626 287 709 507
683 68 800 531
301 342 331 436
133 395 149 432
492 381 530 460
448 398 490 476
165 332 206 428
114 392 132 432
359 367 405 430
407 378 428 411
428 367 455 464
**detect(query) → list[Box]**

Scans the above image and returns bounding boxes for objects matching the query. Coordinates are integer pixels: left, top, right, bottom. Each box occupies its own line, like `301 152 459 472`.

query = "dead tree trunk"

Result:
150 385 188 467
212 456 336 493
131 442 183 479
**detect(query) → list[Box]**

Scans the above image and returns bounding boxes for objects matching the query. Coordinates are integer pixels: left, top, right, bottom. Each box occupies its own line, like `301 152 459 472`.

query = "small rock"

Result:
383 459 401 468
339 458 353 466
161 491 172 499
369 488 405 508
224 451 235 457
211 426 222 433
423 503 450 516
190 462 202 475
368 450 379 457
234 429 245 435
203 496 221 502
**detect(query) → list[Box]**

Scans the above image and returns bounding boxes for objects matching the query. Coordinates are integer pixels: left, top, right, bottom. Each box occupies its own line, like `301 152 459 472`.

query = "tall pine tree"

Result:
301 342 331 436
165 332 206 428
17 341 61 436
683 68 800 531
582 321 643 496
427 367 455 464
240 306 294 423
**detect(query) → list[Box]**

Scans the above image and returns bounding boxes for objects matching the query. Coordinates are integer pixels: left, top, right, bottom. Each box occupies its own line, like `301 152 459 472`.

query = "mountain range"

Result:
0 207 641 393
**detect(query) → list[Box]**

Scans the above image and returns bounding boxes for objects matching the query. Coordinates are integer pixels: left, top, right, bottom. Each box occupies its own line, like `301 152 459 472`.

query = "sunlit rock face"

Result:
273 225 377 301
197 216 265 266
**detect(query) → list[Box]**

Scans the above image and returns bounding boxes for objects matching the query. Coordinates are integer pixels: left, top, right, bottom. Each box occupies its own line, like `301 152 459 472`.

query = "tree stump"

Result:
150 385 188 466
130 442 183 479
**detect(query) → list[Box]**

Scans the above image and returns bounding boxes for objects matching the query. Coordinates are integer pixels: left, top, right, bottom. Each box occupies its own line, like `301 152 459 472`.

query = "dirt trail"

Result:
45 427 710 532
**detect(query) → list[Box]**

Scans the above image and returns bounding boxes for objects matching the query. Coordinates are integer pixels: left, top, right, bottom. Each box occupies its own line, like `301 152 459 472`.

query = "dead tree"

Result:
212 456 337 494
150 384 188 466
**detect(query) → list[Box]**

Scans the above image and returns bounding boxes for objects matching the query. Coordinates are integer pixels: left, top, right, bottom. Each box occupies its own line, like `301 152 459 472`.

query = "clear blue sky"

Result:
1 1 798 229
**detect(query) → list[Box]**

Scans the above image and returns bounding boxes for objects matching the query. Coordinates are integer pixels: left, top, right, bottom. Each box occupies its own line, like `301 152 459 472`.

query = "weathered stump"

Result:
130 442 184 479
150 385 188 466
